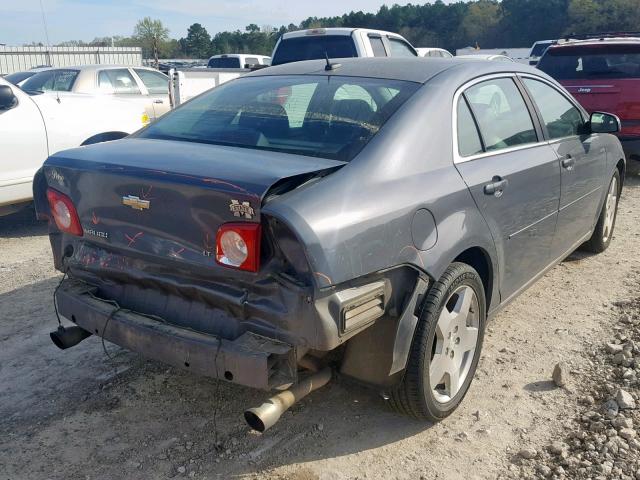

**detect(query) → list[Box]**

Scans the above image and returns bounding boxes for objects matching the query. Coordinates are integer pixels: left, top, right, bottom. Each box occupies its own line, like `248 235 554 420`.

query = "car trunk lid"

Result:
42 138 344 271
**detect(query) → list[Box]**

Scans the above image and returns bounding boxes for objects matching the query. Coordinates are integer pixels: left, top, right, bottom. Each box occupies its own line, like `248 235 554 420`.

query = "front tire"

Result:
583 169 620 253
389 262 486 421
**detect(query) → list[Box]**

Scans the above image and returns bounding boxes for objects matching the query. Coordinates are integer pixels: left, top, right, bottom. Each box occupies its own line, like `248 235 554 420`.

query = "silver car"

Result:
20 65 170 120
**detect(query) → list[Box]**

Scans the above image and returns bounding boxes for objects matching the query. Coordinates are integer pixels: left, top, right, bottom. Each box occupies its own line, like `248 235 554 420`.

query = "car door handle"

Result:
153 99 164 104
483 176 508 197
561 155 575 170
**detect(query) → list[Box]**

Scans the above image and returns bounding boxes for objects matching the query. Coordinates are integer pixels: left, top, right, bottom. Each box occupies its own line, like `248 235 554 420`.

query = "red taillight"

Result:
46 188 83 236
215 223 261 272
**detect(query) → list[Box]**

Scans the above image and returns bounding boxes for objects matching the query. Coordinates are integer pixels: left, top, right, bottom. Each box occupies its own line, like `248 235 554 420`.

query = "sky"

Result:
0 0 425 45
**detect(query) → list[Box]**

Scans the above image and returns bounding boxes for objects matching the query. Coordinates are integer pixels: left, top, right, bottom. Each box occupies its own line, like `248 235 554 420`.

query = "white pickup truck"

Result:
0 78 148 215
169 28 418 107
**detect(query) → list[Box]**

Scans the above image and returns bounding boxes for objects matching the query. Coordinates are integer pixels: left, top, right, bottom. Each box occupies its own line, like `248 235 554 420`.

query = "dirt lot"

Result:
1 174 639 480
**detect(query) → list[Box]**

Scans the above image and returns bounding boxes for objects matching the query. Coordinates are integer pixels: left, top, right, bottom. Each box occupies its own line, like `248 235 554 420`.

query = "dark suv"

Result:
538 33 640 171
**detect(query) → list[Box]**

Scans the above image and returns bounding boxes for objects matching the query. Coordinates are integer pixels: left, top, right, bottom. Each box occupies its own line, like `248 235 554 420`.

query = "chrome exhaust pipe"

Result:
50 325 92 350
244 367 332 432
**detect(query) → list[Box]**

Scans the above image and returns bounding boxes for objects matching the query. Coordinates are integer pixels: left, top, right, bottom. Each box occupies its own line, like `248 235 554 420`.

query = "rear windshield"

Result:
21 69 79 92
538 44 640 79
138 75 419 162
208 57 241 69
272 36 358 66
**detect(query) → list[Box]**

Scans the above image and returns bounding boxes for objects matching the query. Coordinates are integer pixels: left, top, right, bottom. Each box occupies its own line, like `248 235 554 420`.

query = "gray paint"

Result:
37 57 626 389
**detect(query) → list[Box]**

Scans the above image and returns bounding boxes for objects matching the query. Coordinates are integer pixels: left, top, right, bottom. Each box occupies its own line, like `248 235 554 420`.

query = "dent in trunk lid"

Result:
43 138 344 271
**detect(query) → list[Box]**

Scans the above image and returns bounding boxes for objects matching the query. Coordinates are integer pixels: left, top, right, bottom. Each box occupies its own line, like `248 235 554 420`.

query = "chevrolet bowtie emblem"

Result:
122 195 150 210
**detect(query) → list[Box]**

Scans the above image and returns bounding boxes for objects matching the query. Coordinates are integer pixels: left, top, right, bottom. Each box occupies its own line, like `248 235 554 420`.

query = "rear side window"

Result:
20 69 79 92
539 44 640 79
387 38 417 57
208 57 241 68
134 69 168 94
464 78 537 152
272 36 358 65
523 78 585 139
369 36 387 57
457 98 483 157
98 69 141 94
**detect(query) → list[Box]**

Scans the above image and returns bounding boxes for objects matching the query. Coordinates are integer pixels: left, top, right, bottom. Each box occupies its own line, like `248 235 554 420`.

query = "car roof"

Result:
554 37 640 48
282 28 405 40
42 64 158 72
209 54 269 59
455 54 514 61
247 57 541 84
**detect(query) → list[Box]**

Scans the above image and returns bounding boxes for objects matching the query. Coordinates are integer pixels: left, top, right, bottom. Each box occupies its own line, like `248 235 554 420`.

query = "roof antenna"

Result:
324 52 341 71
39 0 60 103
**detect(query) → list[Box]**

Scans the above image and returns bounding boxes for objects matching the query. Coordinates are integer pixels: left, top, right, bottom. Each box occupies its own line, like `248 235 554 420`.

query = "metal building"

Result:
0 46 142 75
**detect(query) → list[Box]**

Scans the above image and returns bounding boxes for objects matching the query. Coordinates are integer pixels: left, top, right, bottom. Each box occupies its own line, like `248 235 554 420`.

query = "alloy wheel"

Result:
602 176 618 243
429 285 480 403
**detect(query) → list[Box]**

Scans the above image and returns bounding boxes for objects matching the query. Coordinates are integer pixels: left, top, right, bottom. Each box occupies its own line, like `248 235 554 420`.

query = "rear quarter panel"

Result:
263 70 500 309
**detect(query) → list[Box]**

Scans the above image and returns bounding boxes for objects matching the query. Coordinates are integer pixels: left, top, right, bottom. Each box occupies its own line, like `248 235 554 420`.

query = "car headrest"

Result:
238 102 289 137
331 99 375 124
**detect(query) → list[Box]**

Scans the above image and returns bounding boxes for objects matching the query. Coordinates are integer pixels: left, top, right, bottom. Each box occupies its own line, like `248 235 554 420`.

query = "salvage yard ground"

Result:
1 174 639 480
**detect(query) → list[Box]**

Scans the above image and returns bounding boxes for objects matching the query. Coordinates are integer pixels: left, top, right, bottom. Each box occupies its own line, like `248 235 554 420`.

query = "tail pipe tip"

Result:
50 325 92 350
244 367 332 433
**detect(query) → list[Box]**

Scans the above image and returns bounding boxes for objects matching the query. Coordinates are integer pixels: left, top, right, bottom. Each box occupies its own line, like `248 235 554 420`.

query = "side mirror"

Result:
0 85 18 111
590 111 621 134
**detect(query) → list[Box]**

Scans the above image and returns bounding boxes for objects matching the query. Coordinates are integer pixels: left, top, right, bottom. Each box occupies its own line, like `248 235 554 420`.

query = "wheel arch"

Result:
453 246 494 313
616 158 625 188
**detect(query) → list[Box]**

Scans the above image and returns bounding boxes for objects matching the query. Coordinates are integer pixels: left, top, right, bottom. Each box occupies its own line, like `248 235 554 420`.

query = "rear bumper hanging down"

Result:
54 279 297 390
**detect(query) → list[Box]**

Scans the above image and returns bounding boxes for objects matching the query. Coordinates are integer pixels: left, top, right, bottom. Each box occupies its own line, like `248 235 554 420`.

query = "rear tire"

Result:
389 262 486 421
583 169 620 253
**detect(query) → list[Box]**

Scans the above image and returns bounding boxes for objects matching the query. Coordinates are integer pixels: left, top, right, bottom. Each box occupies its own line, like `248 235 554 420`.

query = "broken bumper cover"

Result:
55 279 296 390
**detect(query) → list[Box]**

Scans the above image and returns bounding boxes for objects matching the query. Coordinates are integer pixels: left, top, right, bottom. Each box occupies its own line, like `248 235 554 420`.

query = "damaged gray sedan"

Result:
35 57 626 430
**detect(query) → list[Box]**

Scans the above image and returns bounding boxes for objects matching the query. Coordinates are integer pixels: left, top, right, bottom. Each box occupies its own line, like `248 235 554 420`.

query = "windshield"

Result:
4 71 36 85
538 44 640 79
208 57 241 68
21 69 79 92
138 75 419 162
272 36 358 66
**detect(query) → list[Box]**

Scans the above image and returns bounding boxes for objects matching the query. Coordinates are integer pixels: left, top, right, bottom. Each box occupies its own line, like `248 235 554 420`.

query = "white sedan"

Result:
0 77 148 215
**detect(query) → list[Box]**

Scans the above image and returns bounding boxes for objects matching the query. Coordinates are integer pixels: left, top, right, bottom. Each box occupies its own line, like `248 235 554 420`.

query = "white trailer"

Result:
168 68 249 108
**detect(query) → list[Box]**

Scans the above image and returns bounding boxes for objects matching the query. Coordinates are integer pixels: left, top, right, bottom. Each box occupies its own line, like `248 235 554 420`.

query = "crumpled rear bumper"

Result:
55 279 297 390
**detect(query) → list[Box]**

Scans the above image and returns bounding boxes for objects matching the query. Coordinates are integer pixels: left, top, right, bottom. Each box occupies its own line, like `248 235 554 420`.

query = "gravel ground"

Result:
0 174 639 480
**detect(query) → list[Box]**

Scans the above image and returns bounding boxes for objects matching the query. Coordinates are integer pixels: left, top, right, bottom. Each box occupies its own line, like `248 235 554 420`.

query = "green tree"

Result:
134 17 169 66
460 1 502 48
567 0 640 34
185 23 211 59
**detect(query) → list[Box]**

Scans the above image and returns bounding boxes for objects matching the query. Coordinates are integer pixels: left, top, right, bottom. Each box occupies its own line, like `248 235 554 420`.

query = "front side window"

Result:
387 38 417 57
244 57 260 67
134 69 168 94
523 78 585 139
98 69 141 94
369 36 387 57
20 69 79 92
138 75 419 162
457 97 483 157
464 78 537 152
